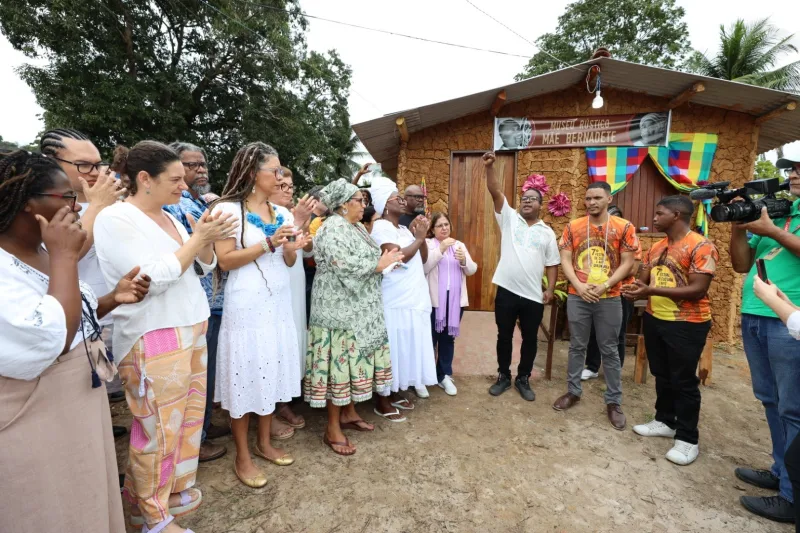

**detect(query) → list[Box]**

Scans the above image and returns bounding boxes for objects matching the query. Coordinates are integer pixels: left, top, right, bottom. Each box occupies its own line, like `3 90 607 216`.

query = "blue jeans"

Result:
742 314 800 503
202 313 222 443
430 303 464 383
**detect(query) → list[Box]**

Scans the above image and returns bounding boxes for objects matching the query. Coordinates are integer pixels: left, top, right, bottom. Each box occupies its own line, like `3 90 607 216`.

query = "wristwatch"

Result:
603 281 611 292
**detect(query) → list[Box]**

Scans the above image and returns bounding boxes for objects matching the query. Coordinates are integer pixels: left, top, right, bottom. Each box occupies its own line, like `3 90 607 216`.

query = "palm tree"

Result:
686 18 800 93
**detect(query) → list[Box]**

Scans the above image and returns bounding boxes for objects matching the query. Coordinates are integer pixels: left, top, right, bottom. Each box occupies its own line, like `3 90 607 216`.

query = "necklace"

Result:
586 213 611 283
246 202 284 237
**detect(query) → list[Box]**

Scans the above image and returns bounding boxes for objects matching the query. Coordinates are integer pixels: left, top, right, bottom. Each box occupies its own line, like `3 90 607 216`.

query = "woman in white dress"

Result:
212 142 310 489
369 177 437 412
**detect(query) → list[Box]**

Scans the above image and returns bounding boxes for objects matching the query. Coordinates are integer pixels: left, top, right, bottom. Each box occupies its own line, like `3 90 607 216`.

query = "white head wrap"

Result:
369 176 398 217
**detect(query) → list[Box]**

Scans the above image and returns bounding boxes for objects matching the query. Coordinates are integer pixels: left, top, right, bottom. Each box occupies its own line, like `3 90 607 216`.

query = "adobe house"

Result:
353 58 800 344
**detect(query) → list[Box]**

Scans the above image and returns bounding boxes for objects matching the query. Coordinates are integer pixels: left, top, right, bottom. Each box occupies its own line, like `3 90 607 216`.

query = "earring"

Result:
252 185 256 194
342 207 348 215
145 188 151 195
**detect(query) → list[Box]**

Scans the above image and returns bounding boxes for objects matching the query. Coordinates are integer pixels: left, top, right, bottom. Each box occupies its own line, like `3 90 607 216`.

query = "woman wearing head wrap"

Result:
369 177 438 410
305 178 405 455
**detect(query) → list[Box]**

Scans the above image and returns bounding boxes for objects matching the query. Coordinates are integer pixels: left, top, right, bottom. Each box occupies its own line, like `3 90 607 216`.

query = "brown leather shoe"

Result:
199 440 227 462
206 422 232 440
552 392 580 411
607 404 626 430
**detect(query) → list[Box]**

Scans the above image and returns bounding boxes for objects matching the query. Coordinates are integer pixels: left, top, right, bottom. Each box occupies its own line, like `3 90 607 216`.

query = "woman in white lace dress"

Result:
211 143 309 489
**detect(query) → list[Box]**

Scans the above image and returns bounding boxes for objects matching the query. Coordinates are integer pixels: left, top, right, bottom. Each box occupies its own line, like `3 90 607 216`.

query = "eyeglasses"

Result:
350 196 367 205
182 161 208 170
261 167 285 177
782 165 800 177
279 183 294 192
405 194 426 201
388 196 407 205
51 156 108 174
520 196 541 204
32 192 78 211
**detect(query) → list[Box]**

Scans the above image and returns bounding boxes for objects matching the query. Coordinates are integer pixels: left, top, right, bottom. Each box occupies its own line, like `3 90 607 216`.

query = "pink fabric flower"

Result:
547 192 571 217
522 174 550 196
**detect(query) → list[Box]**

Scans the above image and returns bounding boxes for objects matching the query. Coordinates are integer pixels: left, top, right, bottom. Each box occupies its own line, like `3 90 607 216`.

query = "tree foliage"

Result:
754 158 782 180
515 0 691 80
0 135 39 152
0 0 354 191
684 18 800 93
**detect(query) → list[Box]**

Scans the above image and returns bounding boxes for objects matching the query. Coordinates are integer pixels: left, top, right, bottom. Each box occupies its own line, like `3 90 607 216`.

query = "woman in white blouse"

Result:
0 151 149 533
211 143 310 489
423 213 478 396
94 141 236 533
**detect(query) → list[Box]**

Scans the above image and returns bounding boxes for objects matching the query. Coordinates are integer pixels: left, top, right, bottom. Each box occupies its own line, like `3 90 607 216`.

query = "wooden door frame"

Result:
449 150 519 208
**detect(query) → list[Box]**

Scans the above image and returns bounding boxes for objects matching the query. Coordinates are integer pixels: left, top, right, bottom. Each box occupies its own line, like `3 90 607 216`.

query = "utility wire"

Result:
463 0 583 71
230 0 532 59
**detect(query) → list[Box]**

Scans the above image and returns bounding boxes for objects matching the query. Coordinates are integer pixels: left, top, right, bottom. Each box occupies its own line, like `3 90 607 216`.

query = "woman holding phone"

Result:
423 213 477 396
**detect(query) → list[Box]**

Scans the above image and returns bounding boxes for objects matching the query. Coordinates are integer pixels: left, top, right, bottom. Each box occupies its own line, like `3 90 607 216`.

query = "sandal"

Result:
323 434 356 456
391 398 415 411
142 515 195 533
373 407 407 423
130 489 202 527
341 419 375 432
275 414 306 429
270 425 295 441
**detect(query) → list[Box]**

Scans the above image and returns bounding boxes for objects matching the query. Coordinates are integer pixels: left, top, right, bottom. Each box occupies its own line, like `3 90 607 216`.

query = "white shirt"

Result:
492 198 560 303
788 311 800 341
94 202 216 360
0 248 99 380
371 220 432 312
78 202 113 326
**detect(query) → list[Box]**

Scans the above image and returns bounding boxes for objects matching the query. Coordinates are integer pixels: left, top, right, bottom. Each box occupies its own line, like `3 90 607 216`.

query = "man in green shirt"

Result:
730 149 800 524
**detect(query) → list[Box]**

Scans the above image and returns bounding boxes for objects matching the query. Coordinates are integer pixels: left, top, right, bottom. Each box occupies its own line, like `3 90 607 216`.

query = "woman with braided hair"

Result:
0 150 150 533
94 141 237 533
210 142 310 488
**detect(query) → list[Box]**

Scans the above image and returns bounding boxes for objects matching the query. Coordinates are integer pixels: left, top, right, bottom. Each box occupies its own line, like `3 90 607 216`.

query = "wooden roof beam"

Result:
396 117 409 142
754 101 797 125
667 82 705 109
490 90 507 117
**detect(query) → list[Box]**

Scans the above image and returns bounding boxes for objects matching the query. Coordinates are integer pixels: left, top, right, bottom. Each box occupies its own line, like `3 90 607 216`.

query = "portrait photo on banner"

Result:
493 111 671 151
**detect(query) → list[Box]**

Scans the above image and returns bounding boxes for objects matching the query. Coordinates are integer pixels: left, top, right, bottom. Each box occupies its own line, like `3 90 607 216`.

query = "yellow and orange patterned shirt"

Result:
643 231 718 323
559 215 639 298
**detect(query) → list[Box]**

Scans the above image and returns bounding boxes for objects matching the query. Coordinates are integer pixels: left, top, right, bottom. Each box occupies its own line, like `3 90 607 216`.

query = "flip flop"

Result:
270 426 295 441
341 420 375 432
391 398 415 411
275 415 306 429
373 407 407 423
141 515 196 533
130 489 202 527
323 434 356 456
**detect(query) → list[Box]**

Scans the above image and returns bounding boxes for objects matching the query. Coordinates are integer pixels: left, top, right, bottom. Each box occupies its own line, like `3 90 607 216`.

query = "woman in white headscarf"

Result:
369 177 438 412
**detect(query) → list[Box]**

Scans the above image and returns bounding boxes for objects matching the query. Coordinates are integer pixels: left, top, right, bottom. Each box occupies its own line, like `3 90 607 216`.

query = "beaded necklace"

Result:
246 202 284 237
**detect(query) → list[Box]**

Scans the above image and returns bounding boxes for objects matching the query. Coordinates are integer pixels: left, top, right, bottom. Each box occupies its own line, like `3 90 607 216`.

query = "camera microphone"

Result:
689 188 719 201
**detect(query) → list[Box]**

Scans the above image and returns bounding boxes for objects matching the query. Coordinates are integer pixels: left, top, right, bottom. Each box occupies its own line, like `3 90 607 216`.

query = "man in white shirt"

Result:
482 153 560 401
40 129 127 437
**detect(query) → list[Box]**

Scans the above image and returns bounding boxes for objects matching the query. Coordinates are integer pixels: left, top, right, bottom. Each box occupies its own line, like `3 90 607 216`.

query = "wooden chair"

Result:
540 300 559 380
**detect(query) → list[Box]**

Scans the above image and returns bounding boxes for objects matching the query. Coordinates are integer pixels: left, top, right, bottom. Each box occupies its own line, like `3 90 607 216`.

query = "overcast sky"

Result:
0 0 797 158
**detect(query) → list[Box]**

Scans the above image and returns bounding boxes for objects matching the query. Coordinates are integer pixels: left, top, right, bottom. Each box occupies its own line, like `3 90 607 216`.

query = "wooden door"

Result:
449 152 516 311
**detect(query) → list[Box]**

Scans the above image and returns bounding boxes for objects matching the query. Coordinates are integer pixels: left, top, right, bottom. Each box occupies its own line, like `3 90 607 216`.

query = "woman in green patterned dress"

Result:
304 179 406 455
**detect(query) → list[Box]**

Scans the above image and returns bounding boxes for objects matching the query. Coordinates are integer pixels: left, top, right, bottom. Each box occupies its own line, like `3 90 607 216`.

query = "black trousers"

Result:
784 434 800 529
495 286 544 379
643 314 711 445
585 297 633 372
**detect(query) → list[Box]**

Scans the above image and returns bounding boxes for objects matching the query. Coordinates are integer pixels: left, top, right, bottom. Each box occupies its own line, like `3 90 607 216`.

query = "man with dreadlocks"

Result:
163 141 229 464
41 128 129 437
0 150 150 532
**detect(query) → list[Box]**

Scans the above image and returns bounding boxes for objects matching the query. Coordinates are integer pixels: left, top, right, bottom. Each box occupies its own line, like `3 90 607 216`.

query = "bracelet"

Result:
265 237 276 253
260 239 270 253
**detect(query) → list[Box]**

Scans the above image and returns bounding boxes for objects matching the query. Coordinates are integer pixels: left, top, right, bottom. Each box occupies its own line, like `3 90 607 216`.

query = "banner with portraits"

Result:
493 112 671 151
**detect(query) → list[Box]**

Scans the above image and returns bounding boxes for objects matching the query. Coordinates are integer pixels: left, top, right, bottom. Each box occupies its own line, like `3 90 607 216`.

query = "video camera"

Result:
689 178 792 223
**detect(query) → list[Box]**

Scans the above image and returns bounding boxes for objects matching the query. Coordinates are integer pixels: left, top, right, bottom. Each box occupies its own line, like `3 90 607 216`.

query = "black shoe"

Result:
205 422 232 440
107 391 126 403
489 374 512 396
735 467 780 490
514 376 536 401
740 495 795 523
112 425 127 438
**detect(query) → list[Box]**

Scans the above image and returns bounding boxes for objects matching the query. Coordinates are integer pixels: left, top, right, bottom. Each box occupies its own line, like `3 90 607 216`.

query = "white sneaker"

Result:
633 420 677 438
414 385 430 398
580 369 599 381
438 376 457 396
666 440 699 466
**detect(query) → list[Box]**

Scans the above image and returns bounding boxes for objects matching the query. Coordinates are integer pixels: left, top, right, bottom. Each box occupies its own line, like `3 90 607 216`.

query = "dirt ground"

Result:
112 341 793 533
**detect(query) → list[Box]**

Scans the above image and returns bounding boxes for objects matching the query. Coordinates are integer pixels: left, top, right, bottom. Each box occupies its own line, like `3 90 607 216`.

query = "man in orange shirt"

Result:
624 195 717 466
554 182 639 430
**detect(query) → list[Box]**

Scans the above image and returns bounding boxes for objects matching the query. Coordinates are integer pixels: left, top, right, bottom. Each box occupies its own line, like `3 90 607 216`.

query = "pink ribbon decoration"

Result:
547 192 571 217
522 173 550 196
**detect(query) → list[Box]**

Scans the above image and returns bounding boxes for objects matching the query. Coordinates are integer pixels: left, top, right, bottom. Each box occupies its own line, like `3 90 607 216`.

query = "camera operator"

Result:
730 148 800 523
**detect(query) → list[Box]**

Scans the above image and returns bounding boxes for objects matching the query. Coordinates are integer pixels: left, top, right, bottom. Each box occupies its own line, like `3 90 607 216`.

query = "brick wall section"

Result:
397 85 759 344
